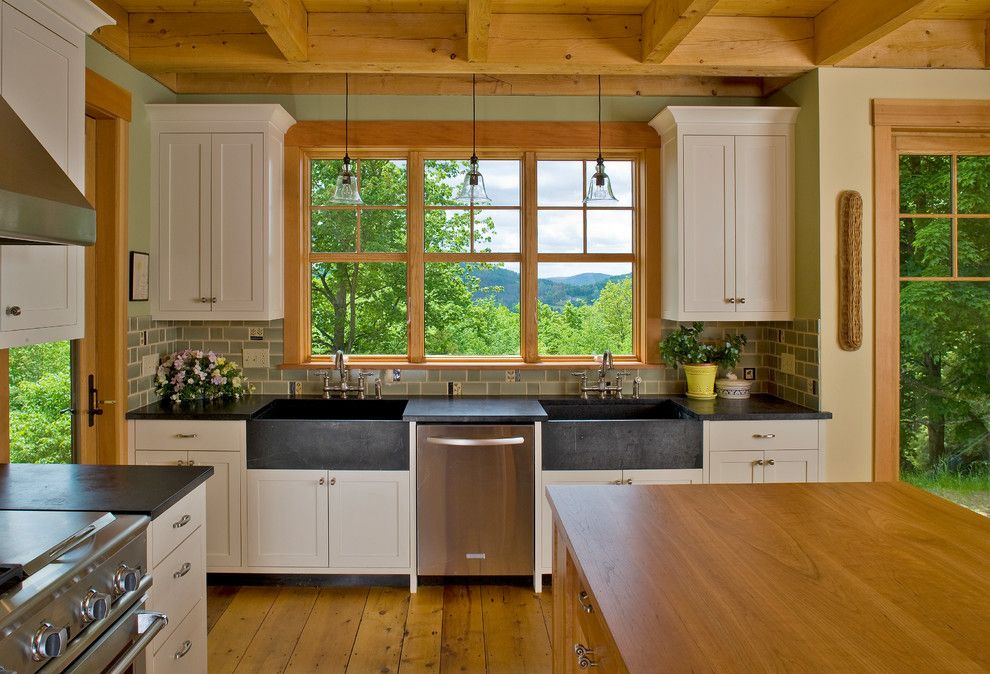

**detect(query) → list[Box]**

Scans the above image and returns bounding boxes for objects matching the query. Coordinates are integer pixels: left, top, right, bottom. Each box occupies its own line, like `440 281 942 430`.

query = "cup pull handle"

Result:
173 562 192 579
172 514 191 529
174 640 193 660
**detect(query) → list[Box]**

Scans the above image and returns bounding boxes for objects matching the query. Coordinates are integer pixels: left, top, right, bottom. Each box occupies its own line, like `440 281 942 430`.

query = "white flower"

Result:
232 377 241 388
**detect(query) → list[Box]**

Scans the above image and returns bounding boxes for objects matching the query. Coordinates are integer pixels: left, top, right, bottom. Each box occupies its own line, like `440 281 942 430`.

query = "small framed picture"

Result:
129 251 149 301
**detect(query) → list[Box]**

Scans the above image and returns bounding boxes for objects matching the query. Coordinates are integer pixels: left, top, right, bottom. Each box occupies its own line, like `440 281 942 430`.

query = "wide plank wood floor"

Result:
207 584 553 673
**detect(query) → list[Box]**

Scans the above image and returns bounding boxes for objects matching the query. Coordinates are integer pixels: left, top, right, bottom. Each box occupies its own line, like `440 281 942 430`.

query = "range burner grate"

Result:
0 563 27 595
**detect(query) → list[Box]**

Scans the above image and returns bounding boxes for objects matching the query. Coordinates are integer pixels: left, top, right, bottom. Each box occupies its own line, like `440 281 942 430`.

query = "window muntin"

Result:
304 152 642 364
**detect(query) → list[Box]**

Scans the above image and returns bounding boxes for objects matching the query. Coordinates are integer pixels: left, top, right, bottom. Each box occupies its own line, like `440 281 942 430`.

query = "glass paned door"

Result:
898 152 990 517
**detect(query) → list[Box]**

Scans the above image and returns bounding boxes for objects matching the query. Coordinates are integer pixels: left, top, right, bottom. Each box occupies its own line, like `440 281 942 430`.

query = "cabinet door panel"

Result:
1 3 83 188
158 134 212 314
708 450 764 484
329 471 410 569
211 134 265 313
682 135 735 313
189 450 242 569
624 468 703 485
0 245 79 333
246 469 328 568
735 135 790 314
764 449 819 484
539 470 622 574
135 449 188 468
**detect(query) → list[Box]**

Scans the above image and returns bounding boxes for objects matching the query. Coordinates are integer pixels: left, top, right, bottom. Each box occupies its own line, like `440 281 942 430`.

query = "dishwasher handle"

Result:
425 436 526 447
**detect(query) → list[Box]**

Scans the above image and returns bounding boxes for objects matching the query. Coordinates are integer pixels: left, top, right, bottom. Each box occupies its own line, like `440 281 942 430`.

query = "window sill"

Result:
280 359 659 371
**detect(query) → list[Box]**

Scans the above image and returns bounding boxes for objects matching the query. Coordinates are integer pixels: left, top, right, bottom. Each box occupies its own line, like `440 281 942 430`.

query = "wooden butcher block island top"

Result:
546 482 990 673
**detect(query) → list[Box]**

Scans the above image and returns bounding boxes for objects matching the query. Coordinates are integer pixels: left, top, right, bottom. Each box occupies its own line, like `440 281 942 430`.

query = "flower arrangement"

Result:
155 349 254 403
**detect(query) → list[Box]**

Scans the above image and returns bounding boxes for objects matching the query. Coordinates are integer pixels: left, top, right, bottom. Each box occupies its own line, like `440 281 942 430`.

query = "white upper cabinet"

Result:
0 0 110 349
651 107 798 321
149 105 296 321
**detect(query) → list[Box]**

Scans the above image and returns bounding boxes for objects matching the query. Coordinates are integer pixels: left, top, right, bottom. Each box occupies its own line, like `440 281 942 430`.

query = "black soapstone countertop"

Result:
401 397 549 423
0 464 214 519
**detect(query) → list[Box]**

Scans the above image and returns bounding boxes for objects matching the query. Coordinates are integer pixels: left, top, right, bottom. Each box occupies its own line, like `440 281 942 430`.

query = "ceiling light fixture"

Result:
584 75 617 204
330 72 363 205
454 74 492 206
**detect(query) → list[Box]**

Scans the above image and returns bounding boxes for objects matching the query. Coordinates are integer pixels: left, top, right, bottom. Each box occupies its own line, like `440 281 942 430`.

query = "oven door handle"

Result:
426 436 526 446
103 612 169 674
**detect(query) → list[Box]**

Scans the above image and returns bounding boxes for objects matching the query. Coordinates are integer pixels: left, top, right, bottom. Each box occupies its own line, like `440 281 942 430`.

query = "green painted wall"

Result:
84 39 176 317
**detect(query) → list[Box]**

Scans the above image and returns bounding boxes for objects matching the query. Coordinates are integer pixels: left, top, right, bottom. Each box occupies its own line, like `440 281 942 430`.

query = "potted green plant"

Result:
660 323 747 400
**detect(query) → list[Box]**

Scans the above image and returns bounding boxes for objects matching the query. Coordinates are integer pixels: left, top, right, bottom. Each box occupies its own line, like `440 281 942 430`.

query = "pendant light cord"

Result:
597 75 603 160
472 74 477 159
344 72 349 159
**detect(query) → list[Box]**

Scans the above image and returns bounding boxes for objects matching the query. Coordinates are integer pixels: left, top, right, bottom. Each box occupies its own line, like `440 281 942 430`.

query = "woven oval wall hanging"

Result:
838 190 863 351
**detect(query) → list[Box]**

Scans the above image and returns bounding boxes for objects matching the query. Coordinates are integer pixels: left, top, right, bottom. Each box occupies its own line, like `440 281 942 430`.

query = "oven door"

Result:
57 595 167 674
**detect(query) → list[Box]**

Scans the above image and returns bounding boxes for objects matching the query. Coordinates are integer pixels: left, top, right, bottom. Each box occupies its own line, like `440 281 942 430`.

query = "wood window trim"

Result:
872 99 990 482
283 121 661 369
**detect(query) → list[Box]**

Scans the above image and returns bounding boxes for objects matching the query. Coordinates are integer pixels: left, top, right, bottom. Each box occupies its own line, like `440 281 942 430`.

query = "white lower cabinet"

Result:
705 420 824 484
538 468 702 574
151 598 207 674
246 469 411 571
246 469 329 568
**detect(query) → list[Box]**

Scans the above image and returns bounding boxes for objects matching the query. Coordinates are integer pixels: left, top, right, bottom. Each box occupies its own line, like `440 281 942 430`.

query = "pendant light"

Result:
584 75 617 204
330 72 363 205
454 74 492 206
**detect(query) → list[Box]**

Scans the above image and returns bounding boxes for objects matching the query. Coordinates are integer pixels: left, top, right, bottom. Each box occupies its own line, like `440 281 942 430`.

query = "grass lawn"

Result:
902 470 990 517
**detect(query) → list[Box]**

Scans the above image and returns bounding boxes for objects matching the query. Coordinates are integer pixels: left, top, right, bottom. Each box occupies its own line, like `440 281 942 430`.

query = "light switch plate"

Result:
505 369 520 383
242 348 270 369
780 353 796 375
141 354 159 377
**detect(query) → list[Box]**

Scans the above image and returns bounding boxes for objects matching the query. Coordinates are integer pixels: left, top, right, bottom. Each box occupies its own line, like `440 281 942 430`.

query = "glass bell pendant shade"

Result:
330 155 363 205
454 155 492 206
584 156 617 204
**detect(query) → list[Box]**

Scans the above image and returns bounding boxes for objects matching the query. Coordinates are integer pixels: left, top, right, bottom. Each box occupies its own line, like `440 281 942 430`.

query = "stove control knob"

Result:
82 589 112 622
112 564 140 595
32 621 68 661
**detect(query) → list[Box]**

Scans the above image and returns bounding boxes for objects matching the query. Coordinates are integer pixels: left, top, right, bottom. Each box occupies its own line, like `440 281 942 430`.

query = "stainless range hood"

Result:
0 96 95 246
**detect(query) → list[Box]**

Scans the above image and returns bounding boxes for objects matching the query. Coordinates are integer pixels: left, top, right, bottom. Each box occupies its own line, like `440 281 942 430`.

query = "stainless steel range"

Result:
0 509 165 674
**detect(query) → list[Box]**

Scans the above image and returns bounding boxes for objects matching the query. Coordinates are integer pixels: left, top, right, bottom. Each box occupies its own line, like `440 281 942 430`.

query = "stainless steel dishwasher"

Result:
417 424 535 576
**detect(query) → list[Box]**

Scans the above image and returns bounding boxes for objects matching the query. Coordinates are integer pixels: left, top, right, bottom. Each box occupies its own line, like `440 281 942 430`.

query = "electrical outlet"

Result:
452 382 462 396
743 367 756 381
141 354 159 377
505 369 520 383
248 327 264 341
780 353 796 375
138 331 147 347
290 381 305 396
242 348 270 369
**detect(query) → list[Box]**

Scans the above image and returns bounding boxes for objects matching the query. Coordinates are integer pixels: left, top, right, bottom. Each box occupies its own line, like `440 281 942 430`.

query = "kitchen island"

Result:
547 482 990 672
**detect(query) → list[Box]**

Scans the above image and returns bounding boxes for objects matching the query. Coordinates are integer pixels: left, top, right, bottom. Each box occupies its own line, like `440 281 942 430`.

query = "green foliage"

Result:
9 341 71 464
898 153 990 492
659 322 746 369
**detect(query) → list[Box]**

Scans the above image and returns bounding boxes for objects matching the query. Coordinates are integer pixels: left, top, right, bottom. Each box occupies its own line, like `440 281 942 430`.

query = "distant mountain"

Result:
469 266 629 311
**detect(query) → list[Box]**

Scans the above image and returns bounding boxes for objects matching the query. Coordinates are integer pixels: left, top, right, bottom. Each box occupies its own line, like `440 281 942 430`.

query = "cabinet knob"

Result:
330 477 337 486
319 477 325 485
766 458 776 466
726 298 735 304
211 297 217 304
754 459 765 466
199 297 209 303
577 591 594 614
738 297 746 304
5 305 21 316
625 478 633 485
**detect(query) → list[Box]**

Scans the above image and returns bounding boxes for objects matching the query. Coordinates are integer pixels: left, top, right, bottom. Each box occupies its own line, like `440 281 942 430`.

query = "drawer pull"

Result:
173 562 192 579
174 433 198 439
578 591 594 614
753 433 776 439
172 514 192 529
176 460 187 467
174 640 193 660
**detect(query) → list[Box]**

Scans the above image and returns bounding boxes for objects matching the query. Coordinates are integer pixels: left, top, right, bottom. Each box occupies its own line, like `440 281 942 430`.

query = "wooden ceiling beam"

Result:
641 0 719 63
814 0 942 65
838 19 985 69
89 0 130 60
466 0 493 62
166 72 764 97
128 12 812 77
245 0 309 61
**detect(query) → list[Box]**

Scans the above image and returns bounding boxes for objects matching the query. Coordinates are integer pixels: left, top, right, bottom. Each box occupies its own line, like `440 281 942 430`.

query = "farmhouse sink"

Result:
253 397 408 421
538 399 686 421
539 399 702 471
247 398 410 470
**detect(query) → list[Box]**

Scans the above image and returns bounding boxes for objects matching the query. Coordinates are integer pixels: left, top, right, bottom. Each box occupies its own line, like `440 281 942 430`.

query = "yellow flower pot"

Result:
682 363 718 400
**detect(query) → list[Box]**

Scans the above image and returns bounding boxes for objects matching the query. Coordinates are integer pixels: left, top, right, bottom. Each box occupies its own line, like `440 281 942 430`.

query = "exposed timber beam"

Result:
466 0 492 62
814 0 941 65
838 19 985 70
89 0 129 60
127 13 813 77
165 72 764 97
641 0 719 63
245 0 309 62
